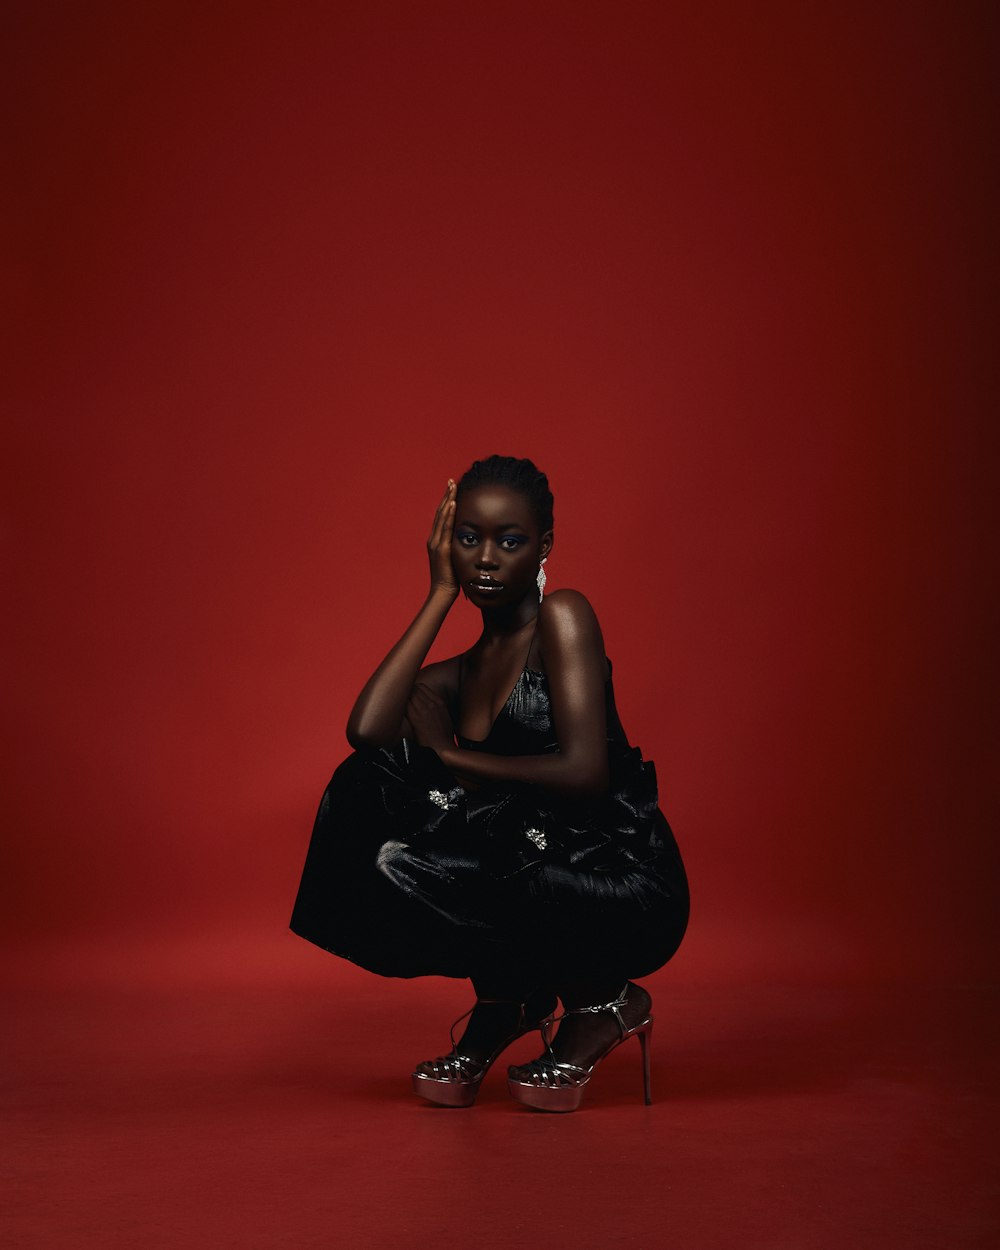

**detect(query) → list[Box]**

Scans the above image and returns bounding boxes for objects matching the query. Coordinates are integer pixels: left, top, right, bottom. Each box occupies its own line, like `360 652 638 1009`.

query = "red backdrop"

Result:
4 1 996 987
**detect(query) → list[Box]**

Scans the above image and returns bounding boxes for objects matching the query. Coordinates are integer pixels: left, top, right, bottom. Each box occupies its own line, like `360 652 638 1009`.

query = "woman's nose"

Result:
475 545 499 568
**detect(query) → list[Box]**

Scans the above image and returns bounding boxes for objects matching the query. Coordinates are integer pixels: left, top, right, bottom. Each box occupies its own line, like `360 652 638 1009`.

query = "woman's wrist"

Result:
427 583 459 607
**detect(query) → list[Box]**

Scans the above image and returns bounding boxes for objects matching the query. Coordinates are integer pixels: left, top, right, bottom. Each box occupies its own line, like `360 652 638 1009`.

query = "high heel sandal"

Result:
411 995 557 1107
506 982 654 1113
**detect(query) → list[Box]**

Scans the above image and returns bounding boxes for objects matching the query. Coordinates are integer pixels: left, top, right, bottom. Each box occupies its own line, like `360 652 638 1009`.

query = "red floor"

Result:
5 938 997 1249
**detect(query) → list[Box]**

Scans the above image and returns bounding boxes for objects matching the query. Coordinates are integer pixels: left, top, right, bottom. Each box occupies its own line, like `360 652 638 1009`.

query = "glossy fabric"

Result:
289 658 689 986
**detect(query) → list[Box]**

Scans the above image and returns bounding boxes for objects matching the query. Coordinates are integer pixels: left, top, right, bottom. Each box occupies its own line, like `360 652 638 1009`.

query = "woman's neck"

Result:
476 593 539 639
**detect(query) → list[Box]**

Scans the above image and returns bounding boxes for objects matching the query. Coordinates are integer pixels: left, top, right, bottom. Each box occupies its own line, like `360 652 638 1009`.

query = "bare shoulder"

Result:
539 587 604 632
413 654 461 702
538 589 609 675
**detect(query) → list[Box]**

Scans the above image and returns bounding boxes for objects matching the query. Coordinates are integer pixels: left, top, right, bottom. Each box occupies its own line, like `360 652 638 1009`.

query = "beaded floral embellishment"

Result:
523 827 548 850
428 788 463 811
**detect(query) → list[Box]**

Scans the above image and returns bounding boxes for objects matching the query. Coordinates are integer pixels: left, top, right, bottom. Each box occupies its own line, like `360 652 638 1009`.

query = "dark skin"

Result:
346 478 649 1070
347 479 610 798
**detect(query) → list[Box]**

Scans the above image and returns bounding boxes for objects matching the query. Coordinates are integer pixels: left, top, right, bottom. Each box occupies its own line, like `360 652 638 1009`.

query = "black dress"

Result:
289 652 689 991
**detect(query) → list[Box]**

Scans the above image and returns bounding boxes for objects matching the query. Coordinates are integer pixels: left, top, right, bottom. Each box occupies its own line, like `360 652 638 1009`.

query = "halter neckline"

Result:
457 621 541 744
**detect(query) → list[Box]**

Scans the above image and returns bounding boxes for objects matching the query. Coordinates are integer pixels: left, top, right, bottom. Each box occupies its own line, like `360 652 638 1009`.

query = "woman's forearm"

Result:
438 744 609 800
346 587 457 748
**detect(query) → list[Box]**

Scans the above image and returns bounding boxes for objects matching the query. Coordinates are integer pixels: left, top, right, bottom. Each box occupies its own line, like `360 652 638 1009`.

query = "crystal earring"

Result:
536 557 547 603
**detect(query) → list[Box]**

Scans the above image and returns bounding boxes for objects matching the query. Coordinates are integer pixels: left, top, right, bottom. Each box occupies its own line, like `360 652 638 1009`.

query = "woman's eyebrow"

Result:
456 520 525 530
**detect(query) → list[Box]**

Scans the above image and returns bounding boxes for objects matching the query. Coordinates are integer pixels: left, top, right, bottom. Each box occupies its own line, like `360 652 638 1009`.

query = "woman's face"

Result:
452 485 553 607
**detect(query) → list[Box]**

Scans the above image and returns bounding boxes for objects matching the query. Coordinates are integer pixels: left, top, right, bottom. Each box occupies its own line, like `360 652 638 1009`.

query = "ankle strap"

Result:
564 983 630 1016
448 996 538 1055
564 982 630 1035
541 983 632 1048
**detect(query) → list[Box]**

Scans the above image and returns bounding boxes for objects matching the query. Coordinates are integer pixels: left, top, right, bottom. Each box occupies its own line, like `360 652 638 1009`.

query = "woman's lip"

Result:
469 580 503 590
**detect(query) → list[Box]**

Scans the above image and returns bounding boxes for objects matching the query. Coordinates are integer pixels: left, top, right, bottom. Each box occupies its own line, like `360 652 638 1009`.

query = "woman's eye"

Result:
456 534 525 550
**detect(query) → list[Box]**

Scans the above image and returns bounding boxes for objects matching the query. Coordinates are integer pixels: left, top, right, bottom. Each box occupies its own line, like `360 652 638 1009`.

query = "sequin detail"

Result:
428 788 463 810
524 827 547 850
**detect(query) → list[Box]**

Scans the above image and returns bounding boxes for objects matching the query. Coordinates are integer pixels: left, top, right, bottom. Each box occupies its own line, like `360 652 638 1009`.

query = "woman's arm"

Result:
346 482 459 749
414 590 611 799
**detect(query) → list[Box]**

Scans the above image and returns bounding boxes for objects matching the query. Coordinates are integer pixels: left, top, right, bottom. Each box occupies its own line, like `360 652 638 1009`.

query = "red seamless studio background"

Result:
3 3 997 1248
5 0 994 984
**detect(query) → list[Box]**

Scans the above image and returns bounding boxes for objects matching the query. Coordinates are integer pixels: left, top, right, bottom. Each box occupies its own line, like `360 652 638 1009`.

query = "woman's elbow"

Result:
346 720 402 751
565 758 610 799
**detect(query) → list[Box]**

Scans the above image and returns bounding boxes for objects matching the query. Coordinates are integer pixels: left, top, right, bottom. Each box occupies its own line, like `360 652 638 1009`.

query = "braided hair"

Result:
455 454 554 535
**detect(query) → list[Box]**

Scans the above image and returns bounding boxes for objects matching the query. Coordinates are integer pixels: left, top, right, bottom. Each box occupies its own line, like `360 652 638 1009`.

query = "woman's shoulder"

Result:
413 654 461 701
538 589 610 679
539 587 603 628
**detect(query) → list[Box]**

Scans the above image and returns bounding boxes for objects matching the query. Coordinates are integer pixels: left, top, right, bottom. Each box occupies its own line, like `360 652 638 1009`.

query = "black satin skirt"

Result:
289 739 690 987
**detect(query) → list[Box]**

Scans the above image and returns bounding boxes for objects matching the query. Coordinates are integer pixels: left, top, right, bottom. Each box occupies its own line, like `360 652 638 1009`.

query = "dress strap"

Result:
525 614 541 670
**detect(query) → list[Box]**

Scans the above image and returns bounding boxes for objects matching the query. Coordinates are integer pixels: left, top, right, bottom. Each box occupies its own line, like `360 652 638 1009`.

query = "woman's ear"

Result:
540 531 554 561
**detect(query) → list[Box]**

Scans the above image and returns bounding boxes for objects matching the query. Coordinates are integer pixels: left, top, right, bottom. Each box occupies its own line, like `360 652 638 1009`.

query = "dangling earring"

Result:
536 557 548 603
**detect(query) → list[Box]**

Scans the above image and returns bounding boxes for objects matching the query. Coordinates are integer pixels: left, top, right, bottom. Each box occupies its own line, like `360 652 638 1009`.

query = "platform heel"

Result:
411 995 557 1107
507 982 654 1113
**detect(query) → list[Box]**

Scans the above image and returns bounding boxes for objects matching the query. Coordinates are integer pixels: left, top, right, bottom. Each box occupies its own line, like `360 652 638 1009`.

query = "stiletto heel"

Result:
507 982 654 1113
637 1018 653 1105
411 994 557 1107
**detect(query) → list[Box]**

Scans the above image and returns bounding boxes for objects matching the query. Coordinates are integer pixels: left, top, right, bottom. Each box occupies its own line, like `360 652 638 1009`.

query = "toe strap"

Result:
509 1058 589 1088
416 1052 485 1081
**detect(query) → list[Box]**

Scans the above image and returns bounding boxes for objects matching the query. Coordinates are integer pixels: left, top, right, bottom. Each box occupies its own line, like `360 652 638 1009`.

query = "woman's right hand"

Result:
427 479 459 598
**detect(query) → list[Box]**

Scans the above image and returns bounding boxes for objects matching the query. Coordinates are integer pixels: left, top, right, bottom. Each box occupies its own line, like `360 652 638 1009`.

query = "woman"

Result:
290 454 689 1112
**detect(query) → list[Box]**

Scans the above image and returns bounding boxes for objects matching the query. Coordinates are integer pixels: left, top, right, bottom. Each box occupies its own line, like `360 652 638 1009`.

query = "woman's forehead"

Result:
456 484 533 527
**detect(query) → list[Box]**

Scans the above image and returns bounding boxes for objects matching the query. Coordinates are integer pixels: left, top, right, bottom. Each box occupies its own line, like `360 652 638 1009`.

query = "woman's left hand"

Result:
405 683 455 753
